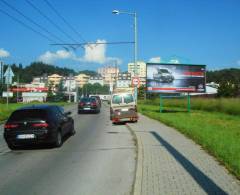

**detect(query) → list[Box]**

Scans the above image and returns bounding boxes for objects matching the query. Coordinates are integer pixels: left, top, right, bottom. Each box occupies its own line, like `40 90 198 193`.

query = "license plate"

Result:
84 108 91 110
17 134 35 139
121 108 128 111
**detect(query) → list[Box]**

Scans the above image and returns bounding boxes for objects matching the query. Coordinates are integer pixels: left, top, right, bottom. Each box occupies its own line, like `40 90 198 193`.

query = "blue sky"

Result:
0 0 240 71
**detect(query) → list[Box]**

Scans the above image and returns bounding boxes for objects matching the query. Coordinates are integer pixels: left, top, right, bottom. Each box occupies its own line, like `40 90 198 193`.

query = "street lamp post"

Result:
112 10 138 102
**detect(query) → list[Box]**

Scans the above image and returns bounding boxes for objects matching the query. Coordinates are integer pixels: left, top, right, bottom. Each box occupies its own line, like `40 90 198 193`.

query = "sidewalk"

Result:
127 114 240 195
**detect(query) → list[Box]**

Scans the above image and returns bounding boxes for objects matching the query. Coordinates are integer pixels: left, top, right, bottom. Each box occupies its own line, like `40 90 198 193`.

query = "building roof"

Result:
48 74 62 78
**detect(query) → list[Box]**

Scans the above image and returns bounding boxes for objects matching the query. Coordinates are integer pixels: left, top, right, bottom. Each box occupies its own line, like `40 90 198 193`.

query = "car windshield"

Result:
8 109 47 121
123 94 134 104
159 69 169 73
112 95 122 104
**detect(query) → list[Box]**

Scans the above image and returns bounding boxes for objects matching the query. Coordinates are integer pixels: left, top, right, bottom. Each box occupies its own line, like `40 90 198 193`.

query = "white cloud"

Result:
0 48 10 58
38 39 122 65
38 50 74 63
83 39 106 63
149 56 161 63
79 39 121 64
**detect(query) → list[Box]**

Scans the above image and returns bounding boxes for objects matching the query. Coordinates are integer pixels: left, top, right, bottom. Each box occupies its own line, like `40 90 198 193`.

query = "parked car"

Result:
110 93 138 124
3 105 75 150
153 68 174 83
90 95 101 107
78 97 101 114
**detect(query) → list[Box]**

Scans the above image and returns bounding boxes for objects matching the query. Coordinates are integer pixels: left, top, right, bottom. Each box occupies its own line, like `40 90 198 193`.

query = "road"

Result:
0 104 136 195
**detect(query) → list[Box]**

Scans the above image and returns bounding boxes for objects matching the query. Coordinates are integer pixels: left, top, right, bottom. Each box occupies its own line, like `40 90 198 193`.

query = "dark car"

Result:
78 97 100 114
3 105 75 150
90 95 101 107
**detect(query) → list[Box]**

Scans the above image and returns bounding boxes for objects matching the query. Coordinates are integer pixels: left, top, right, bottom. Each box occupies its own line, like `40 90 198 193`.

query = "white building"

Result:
128 61 146 86
128 61 146 78
116 73 131 88
89 76 104 86
97 66 119 85
63 77 76 91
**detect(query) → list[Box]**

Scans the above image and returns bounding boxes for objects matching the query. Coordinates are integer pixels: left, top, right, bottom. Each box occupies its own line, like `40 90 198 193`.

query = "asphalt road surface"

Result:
0 103 135 195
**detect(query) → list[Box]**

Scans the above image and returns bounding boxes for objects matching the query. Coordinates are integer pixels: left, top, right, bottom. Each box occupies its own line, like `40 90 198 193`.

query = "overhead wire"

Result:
43 0 87 43
0 8 55 42
25 0 83 49
0 0 66 44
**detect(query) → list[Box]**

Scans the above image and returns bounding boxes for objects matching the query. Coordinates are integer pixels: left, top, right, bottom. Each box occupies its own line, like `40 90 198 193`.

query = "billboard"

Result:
146 63 206 93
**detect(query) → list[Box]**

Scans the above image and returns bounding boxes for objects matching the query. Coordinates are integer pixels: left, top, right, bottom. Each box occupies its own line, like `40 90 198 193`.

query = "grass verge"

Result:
138 102 240 179
0 102 73 123
140 97 240 115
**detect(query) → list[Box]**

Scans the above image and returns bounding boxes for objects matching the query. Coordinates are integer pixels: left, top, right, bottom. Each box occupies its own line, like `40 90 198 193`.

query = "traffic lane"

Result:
0 104 135 195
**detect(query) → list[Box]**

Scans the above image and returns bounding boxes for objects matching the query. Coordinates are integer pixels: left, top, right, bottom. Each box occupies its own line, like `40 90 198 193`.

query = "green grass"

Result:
0 102 72 123
140 97 240 115
138 101 240 179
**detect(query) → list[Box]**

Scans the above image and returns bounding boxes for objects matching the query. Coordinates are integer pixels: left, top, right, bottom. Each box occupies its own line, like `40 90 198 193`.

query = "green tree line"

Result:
1 61 98 84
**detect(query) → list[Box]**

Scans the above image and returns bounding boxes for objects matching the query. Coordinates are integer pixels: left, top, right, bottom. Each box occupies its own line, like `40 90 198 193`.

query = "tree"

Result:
138 85 146 100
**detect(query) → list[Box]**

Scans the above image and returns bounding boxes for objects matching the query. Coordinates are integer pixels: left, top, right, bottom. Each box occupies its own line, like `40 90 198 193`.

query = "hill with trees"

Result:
1 62 98 83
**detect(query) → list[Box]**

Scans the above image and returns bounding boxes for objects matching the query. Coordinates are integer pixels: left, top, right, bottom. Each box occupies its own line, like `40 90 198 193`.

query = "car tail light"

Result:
4 124 19 129
91 102 97 106
32 123 49 127
79 102 85 106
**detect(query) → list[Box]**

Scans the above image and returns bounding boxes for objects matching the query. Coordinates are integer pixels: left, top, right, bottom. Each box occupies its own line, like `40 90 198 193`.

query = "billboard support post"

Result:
160 94 163 113
187 94 191 112
158 94 191 113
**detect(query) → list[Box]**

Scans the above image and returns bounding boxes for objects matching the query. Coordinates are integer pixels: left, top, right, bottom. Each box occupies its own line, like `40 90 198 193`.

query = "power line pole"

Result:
0 61 3 88
17 75 19 103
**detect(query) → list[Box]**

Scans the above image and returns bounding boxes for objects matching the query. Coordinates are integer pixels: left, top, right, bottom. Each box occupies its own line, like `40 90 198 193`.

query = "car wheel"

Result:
70 122 76 136
7 143 18 150
55 131 62 147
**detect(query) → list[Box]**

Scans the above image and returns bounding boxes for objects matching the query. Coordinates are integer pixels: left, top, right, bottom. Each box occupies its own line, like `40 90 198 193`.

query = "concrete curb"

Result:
126 123 143 195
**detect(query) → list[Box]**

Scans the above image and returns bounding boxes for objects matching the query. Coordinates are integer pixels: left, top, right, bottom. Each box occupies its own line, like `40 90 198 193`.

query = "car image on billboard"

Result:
146 63 206 93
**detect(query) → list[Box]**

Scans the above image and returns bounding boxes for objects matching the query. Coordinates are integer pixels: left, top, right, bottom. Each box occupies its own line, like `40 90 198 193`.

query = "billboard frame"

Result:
146 62 206 94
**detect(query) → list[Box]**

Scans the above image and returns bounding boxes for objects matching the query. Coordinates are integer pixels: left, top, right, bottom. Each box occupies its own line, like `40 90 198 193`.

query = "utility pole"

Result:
115 60 118 89
134 12 138 103
0 61 3 90
17 75 19 103
112 10 138 102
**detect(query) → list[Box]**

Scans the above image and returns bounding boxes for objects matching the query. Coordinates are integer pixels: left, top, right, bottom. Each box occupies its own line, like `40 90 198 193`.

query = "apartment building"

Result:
89 76 104 86
128 61 146 85
75 74 90 88
97 66 119 85
116 73 131 88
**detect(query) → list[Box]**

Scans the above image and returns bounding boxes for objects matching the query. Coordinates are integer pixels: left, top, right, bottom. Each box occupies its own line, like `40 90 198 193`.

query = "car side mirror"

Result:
65 111 71 115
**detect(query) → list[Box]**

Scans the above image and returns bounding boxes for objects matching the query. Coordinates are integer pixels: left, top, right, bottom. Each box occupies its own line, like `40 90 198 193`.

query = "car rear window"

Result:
80 97 91 102
90 97 97 102
112 95 122 104
123 94 134 104
8 109 47 121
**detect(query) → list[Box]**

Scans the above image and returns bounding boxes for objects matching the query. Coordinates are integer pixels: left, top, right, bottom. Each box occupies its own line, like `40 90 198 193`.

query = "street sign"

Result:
2 91 13 97
4 66 14 84
132 77 140 87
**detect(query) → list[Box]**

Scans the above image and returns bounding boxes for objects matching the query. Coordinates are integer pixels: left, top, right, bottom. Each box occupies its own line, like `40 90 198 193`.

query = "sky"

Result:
0 0 240 71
